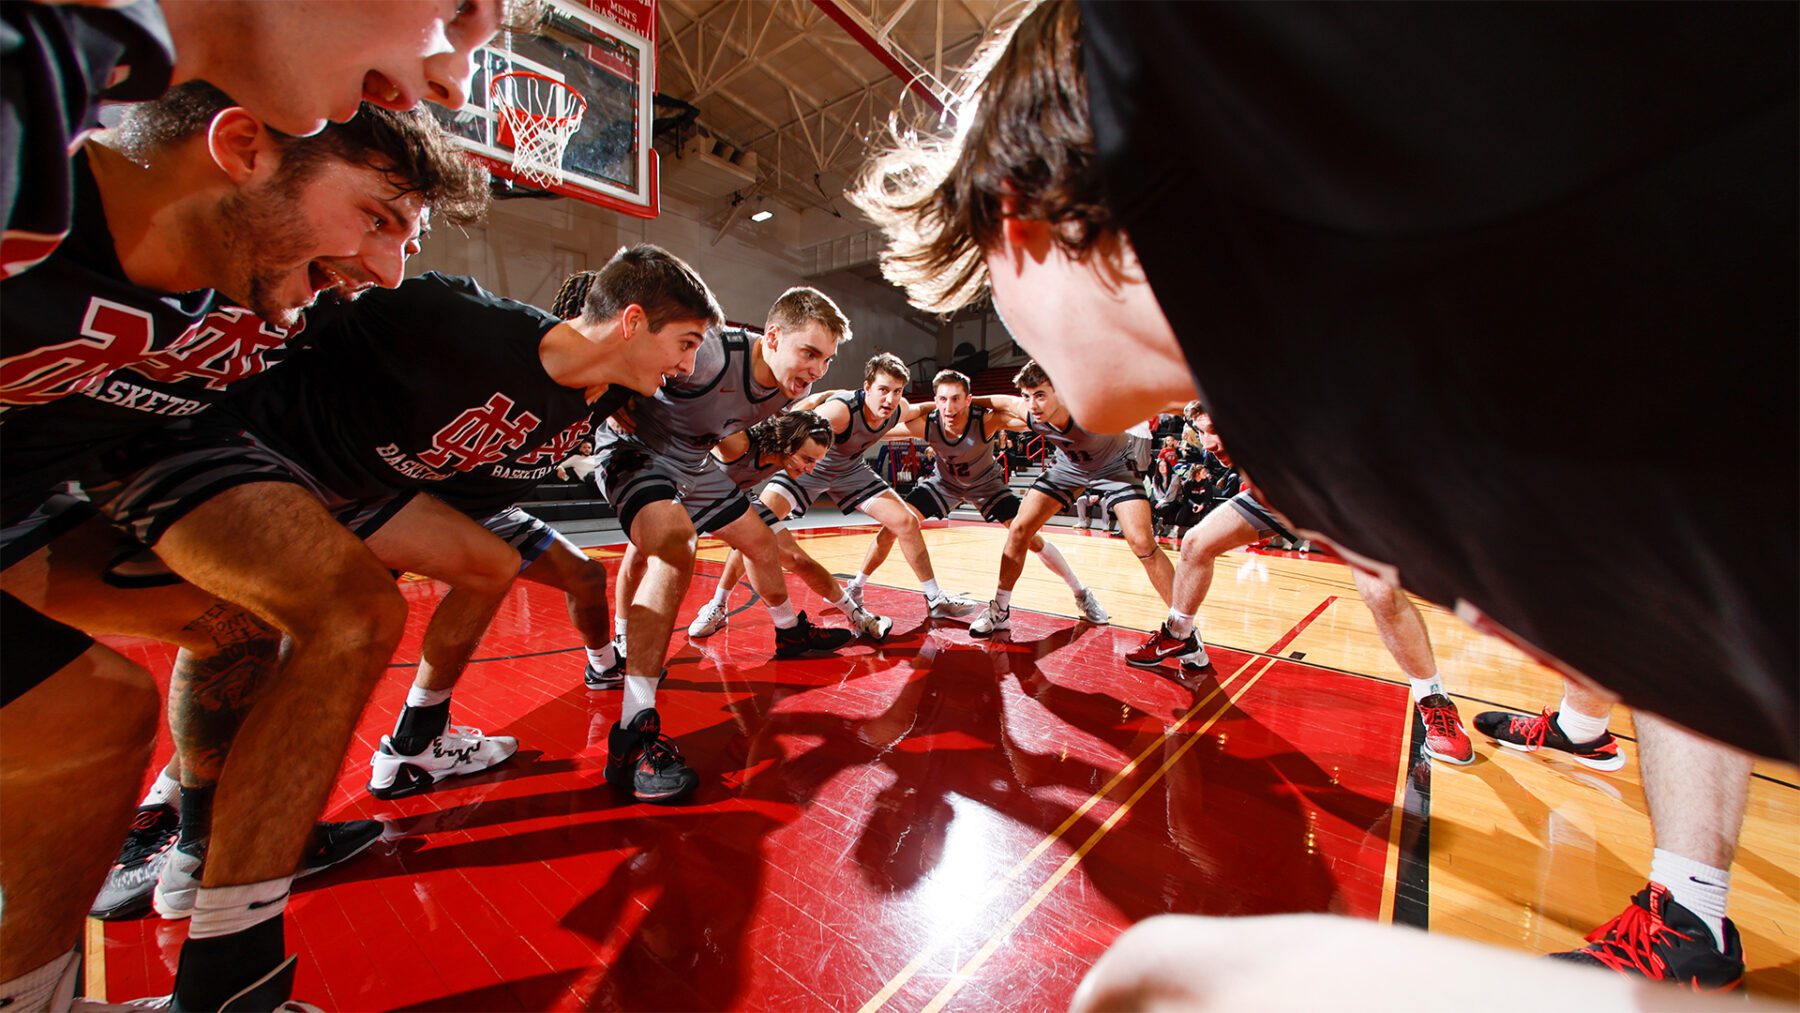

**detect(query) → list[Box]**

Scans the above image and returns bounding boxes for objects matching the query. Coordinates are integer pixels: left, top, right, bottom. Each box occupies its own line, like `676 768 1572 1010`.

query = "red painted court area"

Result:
99 553 1410 1010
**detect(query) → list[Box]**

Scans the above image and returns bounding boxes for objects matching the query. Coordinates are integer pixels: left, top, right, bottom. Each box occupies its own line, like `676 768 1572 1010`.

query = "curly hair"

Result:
746 410 833 460
114 81 490 226
850 1 1108 313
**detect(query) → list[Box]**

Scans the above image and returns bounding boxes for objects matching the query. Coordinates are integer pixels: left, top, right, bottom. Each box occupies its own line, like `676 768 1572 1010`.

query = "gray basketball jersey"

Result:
595 327 792 471
719 447 781 491
1027 411 1130 477
926 404 1005 493
813 389 901 480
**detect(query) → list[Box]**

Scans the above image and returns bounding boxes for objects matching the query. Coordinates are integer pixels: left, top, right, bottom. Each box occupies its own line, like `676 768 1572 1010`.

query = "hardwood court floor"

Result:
93 521 1798 1007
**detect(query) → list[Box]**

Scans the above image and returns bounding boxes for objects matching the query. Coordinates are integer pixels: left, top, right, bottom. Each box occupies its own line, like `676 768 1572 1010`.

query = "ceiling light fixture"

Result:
750 209 773 222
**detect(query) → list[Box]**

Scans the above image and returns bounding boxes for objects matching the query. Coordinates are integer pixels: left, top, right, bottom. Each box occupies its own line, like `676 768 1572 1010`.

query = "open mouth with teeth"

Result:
307 260 366 297
362 70 407 107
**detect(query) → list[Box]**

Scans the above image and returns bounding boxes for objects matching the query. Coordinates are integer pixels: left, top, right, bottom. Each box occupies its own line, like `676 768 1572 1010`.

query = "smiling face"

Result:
205 0 505 136
621 312 707 395
214 156 427 328
762 321 842 398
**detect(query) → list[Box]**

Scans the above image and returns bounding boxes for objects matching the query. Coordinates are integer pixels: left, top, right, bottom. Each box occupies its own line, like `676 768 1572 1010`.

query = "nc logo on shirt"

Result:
418 392 543 472
1 298 158 408
132 308 299 391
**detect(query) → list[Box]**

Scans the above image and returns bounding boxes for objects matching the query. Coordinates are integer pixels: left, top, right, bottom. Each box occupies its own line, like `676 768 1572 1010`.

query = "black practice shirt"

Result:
219 272 629 517
1081 2 1797 760
1 0 173 278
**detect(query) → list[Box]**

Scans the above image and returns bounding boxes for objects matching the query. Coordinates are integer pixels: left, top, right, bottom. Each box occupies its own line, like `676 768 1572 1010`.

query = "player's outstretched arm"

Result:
792 388 846 413
984 408 1030 438
972 393 1029 418
711 430 751 464
879 415 929 442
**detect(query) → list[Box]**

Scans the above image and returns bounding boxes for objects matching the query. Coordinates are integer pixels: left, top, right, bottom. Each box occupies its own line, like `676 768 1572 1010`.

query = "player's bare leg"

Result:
603 502 700 802
513 536 620 688
362 498 524 800
970 490 1064 637
1125 500 1258 669
709 508 856 658
1111 499 1173 604
693 492 889 641
0 645 158 987
856 491 977 619
1350 568 1472 764
1544 712 1753 987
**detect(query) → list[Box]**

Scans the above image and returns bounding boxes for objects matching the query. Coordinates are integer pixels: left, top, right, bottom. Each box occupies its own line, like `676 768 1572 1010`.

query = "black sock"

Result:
177 785 214 852
390 700 450 756
173 914 288 1011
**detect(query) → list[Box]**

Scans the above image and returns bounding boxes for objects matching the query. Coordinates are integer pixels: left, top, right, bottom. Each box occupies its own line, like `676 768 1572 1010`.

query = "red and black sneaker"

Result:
1125 623 1209 669
604 708 698 804
1415 693 1473 765
1549 883 1744 991
1473 708 1625 771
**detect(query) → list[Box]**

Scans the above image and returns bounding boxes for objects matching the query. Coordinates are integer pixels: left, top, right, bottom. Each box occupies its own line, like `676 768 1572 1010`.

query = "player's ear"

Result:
619 303 646 340
762 324 781 349
206 108 275 186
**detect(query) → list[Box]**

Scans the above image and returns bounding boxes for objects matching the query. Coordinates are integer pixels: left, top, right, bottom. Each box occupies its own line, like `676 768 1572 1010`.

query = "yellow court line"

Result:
858 651 1273 1013
84 917 106 1000
919 656 1282 1013
1376 704 1417 924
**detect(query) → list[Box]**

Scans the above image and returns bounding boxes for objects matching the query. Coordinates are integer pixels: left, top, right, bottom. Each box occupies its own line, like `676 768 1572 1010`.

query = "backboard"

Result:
434 0 659 217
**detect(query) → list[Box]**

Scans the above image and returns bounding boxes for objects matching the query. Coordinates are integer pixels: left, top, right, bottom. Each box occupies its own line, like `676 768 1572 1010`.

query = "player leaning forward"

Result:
591 285 860 802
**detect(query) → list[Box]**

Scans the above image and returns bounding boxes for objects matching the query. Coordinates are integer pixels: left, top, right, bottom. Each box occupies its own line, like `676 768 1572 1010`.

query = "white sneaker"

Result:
1075 588 1110 625
927 594 983 621
367 726 518 800
1073 518 1091 530
152 844 202 920
687 598 729 638
850 606 893 641
969 601 1011 638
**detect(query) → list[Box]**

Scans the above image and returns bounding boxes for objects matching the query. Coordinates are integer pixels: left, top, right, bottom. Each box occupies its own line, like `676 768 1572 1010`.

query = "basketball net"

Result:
490 71 588 189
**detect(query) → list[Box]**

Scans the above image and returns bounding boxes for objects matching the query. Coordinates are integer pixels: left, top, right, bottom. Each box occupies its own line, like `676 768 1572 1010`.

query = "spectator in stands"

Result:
554 440 599 484
1073 491 1116 534
1148 457 1182 537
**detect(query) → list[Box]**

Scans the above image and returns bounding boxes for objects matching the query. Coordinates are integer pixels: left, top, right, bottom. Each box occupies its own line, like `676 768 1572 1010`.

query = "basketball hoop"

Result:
489 71 587 189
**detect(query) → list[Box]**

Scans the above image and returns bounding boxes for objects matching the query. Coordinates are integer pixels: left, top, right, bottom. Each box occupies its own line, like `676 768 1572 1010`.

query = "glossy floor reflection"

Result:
91 523 1799 1007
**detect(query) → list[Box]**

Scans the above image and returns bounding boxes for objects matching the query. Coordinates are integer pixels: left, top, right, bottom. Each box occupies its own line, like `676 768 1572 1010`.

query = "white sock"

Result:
406 684 452 708
614 613 629 640
620 675 659 727
1035 542 1084 593
768 599 798 628
1650 848 1730 947
921 578 943 601
1165 609 1195 639
0 947 79 1011
188 876 291 940
1553 696 1610 743
994 589 1012 612
142 770 180 807
1408 674 1445 703
708 582 731 609
585 643 616 671
826 592 853 616
847 572 869 591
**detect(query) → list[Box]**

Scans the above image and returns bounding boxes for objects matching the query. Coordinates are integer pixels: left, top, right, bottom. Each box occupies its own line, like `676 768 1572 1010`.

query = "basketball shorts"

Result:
764 459 890 520
472 506 562 570
906 472 1021 523
100 426 413 548
1030 457 1147 511
594 438 750 536
1226 490 1296 540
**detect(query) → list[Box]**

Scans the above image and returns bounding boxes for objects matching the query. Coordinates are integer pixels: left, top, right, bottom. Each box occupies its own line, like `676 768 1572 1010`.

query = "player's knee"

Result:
567 558 608 602
457 542 522 596
642 525 696 567
302 579 408 667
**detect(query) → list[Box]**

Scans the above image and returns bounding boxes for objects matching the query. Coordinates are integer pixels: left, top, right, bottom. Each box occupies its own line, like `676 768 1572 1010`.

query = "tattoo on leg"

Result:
171 605 282 785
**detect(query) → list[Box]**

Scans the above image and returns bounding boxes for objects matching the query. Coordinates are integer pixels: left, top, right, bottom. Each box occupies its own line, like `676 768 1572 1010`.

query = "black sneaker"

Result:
90 802 181 919
298 820 382 878
1549 883 1744 991
773 611 855 659
604 708 698 804
168 952 322 1012
1473 708 1625 771
584 651 625 689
